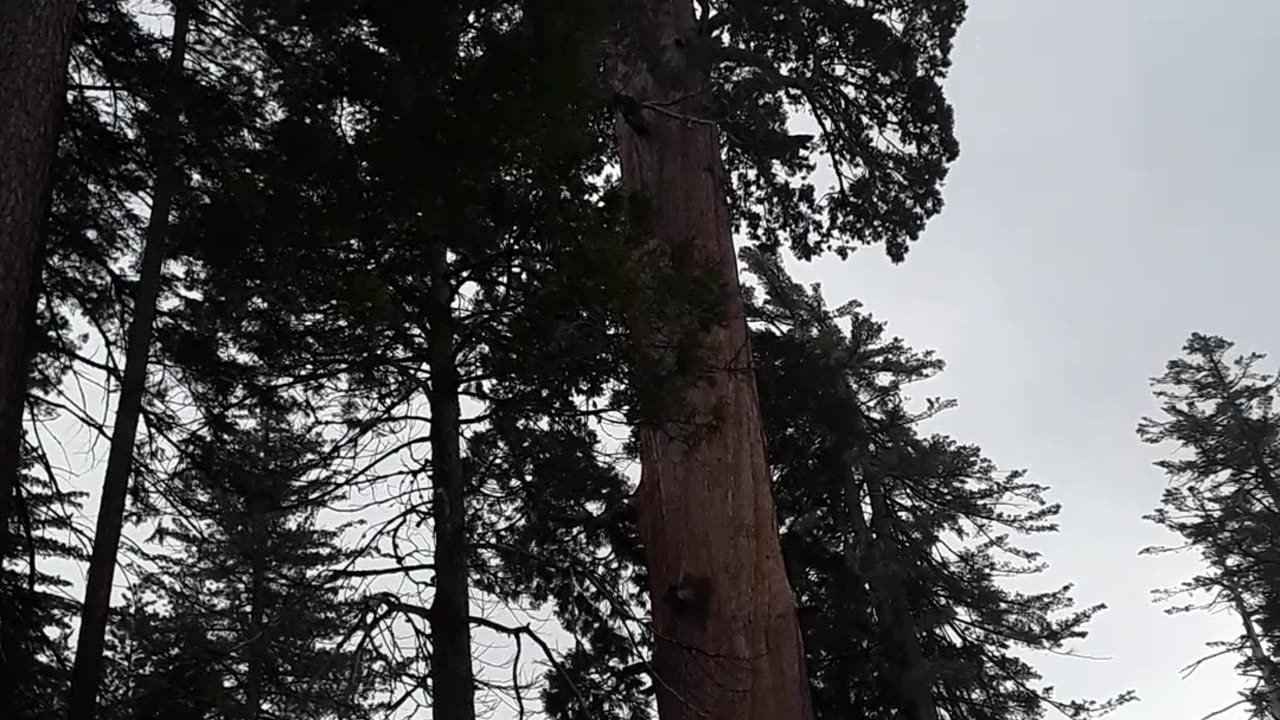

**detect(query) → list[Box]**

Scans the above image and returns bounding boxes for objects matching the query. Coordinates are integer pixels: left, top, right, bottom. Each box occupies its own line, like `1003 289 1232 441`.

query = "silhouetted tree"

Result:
1141 333 1280 720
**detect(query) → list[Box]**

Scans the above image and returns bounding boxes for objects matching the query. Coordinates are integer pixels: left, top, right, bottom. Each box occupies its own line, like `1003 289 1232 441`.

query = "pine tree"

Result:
746 249 1131 720
13 3 998 719
4 2 168 713
1140 333 1280 720
101 393 385 720
0 418 85 719
146 3 638 717
69 2 195 712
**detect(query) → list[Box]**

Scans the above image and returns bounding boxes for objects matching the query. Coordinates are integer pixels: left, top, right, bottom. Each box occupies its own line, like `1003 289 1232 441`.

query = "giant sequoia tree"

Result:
0 4 80 713
607 2 963 717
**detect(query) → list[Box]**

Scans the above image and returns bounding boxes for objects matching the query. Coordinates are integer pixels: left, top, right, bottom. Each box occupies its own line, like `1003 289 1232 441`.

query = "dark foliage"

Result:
1140 334 1280 720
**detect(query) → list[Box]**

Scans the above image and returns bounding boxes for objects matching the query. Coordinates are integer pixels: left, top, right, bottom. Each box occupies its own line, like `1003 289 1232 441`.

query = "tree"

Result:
0 424 85 720
98 594 229 720
605 2 964 717
746 248 1131 720
67 2 194 714
3 1 174 713
0 2 80 712
89 392 386 720
1140 333 1280 720
150 3 636 717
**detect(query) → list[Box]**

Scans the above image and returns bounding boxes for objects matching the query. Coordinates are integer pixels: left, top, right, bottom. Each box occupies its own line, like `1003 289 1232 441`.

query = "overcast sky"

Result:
785 1 1280 718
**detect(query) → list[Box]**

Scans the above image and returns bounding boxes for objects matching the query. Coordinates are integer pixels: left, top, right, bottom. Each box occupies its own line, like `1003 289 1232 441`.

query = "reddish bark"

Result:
0 1 79 716
612 2 814 718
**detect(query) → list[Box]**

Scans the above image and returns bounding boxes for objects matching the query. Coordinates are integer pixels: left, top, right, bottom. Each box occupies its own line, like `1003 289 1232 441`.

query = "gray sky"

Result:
788 1 1280 717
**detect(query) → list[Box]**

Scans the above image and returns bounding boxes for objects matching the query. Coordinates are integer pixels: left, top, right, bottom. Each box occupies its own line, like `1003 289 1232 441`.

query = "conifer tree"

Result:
5 1 171 713
68 2 194 712
0 4 1058 720
96 392 385 720
746 249 1131 720
1141 333 1280 720
147 4 639 717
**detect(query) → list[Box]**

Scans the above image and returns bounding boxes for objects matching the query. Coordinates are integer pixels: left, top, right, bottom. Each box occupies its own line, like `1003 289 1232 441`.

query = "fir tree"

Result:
1140 333 1280 720
746 249 1131 720
105 393 385 719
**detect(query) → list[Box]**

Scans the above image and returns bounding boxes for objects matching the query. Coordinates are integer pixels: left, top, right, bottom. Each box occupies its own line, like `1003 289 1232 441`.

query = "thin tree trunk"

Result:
66 3 191 717
245 418 270 720
1226 582 1280 719
612 3 813 718
426 240 476 720
0 2 78 713
246 550 268 720
863 464 940 720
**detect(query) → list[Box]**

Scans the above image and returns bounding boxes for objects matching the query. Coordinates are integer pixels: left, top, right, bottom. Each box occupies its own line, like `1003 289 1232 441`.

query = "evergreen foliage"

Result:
1141 334 1280 720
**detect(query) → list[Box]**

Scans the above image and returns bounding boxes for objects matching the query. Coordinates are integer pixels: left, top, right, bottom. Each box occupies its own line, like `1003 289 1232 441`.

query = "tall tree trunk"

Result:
612 3 813 718
0 2 78 714
426 240 476 720
66 3 190 717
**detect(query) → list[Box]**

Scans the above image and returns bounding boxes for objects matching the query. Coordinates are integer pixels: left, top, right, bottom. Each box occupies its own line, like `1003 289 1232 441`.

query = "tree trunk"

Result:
245 419 270 720
66 3 191 717
0 1 78 713
612 3 813 718
427 240 476 720
246 547 267 720
863 464 940 720
1227 583 1280 719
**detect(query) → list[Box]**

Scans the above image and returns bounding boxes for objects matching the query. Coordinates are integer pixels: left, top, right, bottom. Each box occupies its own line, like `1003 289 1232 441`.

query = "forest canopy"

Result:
0 2 1269 720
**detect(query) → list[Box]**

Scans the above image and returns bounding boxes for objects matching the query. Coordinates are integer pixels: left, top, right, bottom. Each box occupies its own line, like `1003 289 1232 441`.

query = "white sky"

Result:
785 1 1280 718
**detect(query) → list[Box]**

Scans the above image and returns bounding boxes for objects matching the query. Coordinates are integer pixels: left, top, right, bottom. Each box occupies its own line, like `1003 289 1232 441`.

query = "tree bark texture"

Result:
612 3 814 718
0 1 79 716
67 3 191 717
427 239 477 720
